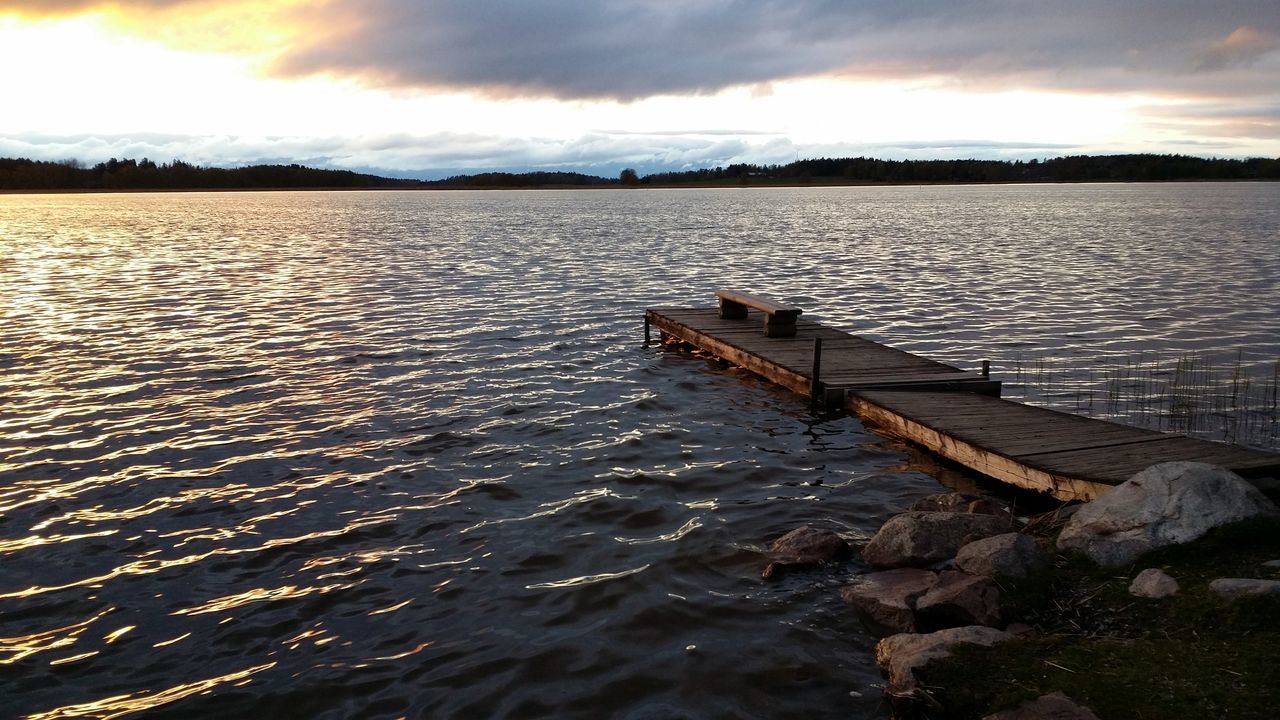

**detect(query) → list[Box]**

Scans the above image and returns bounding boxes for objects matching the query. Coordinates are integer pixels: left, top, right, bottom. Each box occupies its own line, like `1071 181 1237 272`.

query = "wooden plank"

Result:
649 311 812 395
847 391 1111 500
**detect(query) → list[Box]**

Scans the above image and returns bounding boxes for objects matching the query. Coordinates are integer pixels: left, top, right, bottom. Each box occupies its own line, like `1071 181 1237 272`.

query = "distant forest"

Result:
0 157 422 191
2 153 1279 192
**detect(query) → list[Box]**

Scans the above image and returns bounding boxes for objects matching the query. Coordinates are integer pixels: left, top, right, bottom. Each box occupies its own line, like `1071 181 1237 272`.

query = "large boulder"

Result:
1057 462 1276 567
875 626 1013 696
956 533 1048 578
841 568 939 635
761 526 850 579
915 571 1002 629
983 692 1101 720
863 512 1012 568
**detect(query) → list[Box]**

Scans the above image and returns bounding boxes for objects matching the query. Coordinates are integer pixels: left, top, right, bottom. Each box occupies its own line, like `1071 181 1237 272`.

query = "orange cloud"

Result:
1196 26 1280 71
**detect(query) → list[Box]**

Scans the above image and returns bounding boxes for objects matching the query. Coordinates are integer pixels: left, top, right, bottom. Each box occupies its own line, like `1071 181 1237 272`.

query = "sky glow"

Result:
1 2 1277 177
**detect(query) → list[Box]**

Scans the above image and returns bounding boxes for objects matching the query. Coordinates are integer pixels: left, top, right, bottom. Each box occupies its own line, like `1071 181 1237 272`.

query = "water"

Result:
2 183 1277 719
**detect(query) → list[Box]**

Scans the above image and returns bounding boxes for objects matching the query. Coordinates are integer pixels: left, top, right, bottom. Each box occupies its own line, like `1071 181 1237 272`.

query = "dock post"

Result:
982 360 990 378
644 316 651 346
810 337 823 410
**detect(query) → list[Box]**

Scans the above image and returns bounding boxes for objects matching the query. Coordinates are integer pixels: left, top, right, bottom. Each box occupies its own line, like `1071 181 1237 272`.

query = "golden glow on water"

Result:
151 633 192 648
102 626 135 644
24 662 276 720
172 582 362 616
0 609 114 665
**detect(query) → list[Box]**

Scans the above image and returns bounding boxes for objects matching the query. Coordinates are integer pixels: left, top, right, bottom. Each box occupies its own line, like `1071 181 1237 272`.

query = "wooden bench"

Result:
715 288 802 337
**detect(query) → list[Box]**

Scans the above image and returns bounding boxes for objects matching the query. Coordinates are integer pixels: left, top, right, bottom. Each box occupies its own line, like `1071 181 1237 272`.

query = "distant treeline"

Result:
425 171 616 187
638 154 1280 185
0 157 422 191
3 153 1279 191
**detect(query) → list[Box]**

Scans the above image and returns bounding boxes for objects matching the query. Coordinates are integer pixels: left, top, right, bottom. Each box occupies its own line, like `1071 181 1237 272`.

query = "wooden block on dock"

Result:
715 288 802 337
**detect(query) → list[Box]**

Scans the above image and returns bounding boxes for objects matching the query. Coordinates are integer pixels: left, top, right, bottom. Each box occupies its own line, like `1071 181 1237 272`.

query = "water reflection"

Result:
0 184 1276 719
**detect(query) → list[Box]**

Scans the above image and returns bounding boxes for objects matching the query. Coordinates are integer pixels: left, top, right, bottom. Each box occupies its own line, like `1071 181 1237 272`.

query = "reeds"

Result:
1003 350 1280 451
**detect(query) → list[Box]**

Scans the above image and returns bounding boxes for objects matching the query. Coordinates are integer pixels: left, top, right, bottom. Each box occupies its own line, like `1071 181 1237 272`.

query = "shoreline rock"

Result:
863 511 1012 568
1057 462 1276 567
875 625 1013 697
761 525 850 580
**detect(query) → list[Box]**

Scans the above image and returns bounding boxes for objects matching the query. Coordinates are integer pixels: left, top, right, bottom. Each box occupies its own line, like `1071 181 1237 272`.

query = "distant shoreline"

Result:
3 153 1278 193
4 177 1278 196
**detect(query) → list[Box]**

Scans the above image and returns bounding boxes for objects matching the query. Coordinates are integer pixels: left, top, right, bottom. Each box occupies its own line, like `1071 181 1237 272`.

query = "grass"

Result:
912 517 1280 719
1005 351 1280 451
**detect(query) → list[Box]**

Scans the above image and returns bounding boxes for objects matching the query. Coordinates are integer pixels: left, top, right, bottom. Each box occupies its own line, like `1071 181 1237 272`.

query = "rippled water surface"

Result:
2 184 1278 719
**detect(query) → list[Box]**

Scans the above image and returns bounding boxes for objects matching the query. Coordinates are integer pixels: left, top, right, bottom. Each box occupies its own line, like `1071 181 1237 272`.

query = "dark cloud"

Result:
266 0 1280 100
6 1 1278 101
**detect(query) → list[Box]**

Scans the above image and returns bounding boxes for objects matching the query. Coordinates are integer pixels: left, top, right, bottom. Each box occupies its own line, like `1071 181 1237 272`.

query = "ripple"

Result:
1 184 1276 719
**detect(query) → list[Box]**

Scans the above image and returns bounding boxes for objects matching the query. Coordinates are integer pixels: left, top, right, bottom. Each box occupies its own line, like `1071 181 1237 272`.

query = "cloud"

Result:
267 1 1280 101
1194 26 1280 71
6 1 1280 103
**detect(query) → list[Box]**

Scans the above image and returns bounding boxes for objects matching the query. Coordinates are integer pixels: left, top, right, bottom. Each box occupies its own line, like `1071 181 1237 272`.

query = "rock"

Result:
1263 559 1280 570
956 533 1048 578
1129 568 1179 598
910 492 1008 516
841 569 939 635
1209 578 1280 599
761 526 850 579
915 570 1002 629
863 512 1012 568
1057 462 1276 567
875 625 1013 696
983 692 1101 720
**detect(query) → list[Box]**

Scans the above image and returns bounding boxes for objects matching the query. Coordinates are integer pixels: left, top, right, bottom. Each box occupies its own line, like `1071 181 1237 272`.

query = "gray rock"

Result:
875 625 1013 696
863 512 1012 568
915 570 1002 629
1129 568 1180 598
1057 462 1276 567
983 692 1101 720
841 568 939 635
1263 559 1280 570
956 533 1048 578
761 526 850 579
1209 578 1280 599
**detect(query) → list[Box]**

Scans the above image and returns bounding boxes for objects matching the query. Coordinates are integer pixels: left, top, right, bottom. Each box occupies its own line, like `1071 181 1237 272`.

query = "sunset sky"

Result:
1 1 1278 178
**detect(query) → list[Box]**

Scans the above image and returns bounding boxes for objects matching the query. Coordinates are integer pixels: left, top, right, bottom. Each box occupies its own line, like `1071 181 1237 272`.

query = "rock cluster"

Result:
765 463 1273 718
837 493 1046 699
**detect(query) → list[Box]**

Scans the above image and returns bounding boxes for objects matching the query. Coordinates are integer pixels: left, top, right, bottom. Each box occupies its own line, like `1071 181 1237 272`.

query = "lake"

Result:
2 183 1278 719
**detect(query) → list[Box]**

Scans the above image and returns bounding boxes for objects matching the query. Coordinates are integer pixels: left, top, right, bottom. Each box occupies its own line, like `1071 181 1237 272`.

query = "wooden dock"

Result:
646 303 1280 501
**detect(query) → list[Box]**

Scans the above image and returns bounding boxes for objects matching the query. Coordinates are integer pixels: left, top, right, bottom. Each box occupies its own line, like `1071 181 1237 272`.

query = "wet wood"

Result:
647 305 1280 501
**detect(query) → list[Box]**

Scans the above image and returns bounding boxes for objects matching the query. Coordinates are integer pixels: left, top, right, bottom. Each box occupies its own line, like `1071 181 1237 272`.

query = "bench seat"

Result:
715 288 803 337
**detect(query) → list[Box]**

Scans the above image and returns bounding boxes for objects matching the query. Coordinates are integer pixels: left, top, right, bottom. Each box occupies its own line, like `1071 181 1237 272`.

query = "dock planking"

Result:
647 303 1280 501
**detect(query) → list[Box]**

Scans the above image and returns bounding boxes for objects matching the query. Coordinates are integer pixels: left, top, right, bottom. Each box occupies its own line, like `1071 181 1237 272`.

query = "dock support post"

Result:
644 316 651 346
810 337 823 410
982 360 990 378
